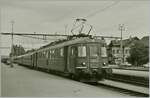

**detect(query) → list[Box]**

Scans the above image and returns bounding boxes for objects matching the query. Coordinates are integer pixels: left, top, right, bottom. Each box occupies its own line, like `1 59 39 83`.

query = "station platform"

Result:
1 63 130 97
112 69 149 79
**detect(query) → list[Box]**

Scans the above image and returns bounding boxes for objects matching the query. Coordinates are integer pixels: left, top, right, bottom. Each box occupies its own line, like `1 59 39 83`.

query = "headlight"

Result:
81 62 86 66
103 62 106 66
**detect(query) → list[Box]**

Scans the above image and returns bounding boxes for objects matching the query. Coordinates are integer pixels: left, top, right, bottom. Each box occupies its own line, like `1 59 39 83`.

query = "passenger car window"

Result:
51 50 54 58
78 46 86 57
38 52 39 57
46 51 49 58
39 52 42 58
49 50 52 59
54 49 58 57
89 46 98 57
43 51 46 57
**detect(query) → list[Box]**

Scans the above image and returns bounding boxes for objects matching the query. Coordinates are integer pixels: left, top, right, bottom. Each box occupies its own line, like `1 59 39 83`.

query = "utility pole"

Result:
119 24 125 65
10 20 15 68
64 24 68 35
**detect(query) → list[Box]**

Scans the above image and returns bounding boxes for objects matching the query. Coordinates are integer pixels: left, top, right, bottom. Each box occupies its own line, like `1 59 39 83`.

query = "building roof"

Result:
139 36 149 47
109 37 139 47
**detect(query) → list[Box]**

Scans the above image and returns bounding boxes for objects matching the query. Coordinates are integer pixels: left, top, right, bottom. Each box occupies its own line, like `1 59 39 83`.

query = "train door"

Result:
31 54 34 67
88 44 101 68
45 50 49 69
32 53 37 68
64 46 68 72
67 46 77 73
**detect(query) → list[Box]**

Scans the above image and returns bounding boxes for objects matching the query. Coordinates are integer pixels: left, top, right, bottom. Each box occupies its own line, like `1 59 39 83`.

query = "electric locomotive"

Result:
13 34 111 82
13 19 112 82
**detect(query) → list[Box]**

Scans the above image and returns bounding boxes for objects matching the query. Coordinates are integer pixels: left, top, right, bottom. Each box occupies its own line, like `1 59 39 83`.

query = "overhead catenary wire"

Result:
78 1 120 39
1 1 121 47
69 1 120 36
18 35 62 41
84 1 120 18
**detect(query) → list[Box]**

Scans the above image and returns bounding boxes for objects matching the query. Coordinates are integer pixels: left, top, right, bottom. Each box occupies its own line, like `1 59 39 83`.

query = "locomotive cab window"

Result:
78 46 86 57
101 47 107 57
89 46 98 57
60 48 64 57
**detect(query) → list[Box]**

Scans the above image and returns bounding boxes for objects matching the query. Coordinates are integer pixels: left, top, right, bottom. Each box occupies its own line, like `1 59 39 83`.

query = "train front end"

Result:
74 38 111 82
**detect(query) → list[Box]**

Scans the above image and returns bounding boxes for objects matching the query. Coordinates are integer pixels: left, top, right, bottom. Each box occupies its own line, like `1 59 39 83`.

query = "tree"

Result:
127 41 149 66
10 45 25 56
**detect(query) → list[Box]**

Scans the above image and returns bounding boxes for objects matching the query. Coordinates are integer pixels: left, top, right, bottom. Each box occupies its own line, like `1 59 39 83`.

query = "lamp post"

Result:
10 20 14 68
119 24 125 65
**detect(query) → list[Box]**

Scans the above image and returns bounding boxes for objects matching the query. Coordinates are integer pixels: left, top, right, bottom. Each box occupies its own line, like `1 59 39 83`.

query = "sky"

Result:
0 0 150 56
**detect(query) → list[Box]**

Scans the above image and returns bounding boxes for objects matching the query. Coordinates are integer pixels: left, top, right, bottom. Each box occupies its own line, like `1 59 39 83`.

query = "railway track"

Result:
106 76 148 87
97 80 149 97
113 67 149 71
105 74 149 87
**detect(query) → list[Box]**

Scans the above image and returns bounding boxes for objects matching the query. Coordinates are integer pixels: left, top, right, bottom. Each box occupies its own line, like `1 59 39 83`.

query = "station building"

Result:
108 36 139 65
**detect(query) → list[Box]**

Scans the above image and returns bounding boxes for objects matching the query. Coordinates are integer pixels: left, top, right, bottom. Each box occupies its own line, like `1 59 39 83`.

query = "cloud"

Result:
0 0 150 55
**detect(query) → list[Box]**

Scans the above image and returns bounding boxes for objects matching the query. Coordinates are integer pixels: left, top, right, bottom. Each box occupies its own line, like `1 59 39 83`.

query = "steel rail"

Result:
105 74 149 87
97 82 149 97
